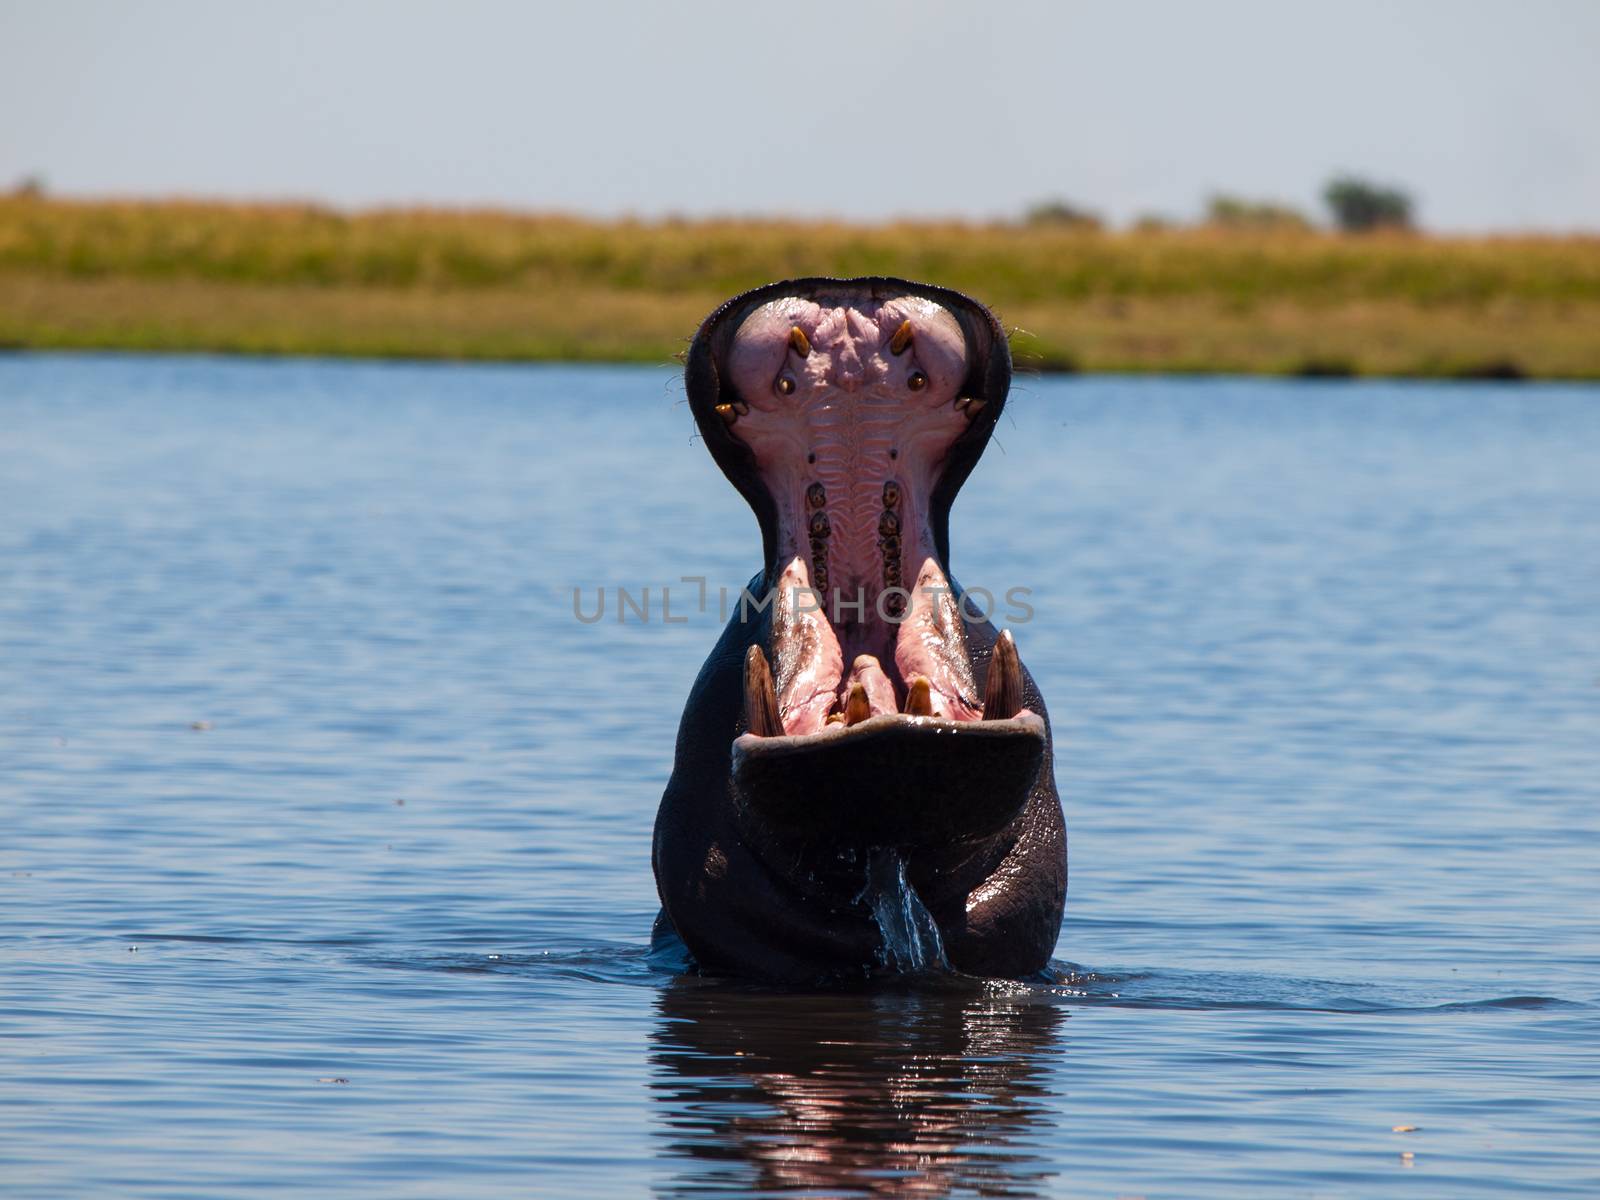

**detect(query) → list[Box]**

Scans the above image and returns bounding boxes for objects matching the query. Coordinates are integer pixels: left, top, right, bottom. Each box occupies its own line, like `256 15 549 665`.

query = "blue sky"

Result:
2 0 1596 230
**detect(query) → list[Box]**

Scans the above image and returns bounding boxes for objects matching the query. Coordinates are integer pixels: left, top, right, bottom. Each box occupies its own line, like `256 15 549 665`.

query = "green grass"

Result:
3 195 1598 378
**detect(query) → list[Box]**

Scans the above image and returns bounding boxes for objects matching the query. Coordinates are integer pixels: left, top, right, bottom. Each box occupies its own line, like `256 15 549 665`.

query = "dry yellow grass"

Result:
3 196 1597 377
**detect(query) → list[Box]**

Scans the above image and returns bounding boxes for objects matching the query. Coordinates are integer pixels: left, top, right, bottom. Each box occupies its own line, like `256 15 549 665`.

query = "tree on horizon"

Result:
1324 176 1414 232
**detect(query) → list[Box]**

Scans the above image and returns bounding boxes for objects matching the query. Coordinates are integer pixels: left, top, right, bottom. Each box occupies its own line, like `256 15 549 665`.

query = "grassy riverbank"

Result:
3 196 1598 378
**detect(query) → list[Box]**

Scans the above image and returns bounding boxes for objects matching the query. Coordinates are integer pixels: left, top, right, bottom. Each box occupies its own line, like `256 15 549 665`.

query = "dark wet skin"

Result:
652 278 1066 983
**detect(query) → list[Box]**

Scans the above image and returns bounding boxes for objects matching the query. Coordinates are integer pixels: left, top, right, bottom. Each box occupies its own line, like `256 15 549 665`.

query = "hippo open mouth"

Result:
698 283 1046 845
656 277 1065 982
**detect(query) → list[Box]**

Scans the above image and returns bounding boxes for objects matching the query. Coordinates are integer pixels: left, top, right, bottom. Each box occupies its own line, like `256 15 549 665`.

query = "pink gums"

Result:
724 292 981 733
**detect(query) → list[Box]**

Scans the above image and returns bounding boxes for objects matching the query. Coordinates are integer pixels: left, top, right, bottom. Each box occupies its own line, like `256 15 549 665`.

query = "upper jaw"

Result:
685 276 1011 579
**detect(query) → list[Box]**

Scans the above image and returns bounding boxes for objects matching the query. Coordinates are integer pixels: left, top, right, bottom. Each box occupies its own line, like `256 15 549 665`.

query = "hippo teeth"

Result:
982 629 1024 719
843 682 872 726
788 640 1025 731
715 400 750 426
743 645 784 737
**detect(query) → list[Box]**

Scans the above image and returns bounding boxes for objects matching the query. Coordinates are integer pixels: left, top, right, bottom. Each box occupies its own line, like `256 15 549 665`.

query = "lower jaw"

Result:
764 550 980 735
731 708 1047 849
722 517 1049 863
746 555 1029 742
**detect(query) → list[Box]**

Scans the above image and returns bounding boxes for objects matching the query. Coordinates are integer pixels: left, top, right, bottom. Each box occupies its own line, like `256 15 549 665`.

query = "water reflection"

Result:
650 979 1066 1198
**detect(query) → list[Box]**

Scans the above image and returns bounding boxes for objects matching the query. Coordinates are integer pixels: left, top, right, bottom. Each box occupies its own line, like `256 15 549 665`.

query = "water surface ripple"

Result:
2 356 1597 1197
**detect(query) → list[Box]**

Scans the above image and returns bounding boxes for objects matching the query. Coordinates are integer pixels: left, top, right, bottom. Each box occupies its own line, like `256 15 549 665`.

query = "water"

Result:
863 850 950 974
2 353 1597 1197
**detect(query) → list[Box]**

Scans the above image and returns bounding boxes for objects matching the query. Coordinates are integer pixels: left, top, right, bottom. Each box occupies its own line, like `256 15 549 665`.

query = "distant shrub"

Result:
1324 176 1414 232
1131 213 1178 233
10 175 46 198
1294 357 1356 378
1023 199 1103 230
1205 194 1312 232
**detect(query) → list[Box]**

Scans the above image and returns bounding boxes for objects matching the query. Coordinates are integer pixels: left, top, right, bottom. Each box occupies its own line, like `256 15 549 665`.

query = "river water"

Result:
3 354 1596 1197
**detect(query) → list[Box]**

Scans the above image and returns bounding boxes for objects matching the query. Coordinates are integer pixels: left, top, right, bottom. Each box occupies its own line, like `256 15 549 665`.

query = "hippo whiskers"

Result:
652 277 1066 983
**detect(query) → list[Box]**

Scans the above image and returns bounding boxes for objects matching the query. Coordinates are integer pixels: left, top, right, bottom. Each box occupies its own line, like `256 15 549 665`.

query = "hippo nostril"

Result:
907 370 928 392
775 376 795 396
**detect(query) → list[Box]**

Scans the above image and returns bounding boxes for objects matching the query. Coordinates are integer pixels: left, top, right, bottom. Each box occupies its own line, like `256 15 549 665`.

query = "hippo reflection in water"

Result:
652 278 1066 983
651 981 1066 1194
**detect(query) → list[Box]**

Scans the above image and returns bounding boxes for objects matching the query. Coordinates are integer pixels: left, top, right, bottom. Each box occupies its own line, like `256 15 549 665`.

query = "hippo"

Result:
652 278 1065 983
